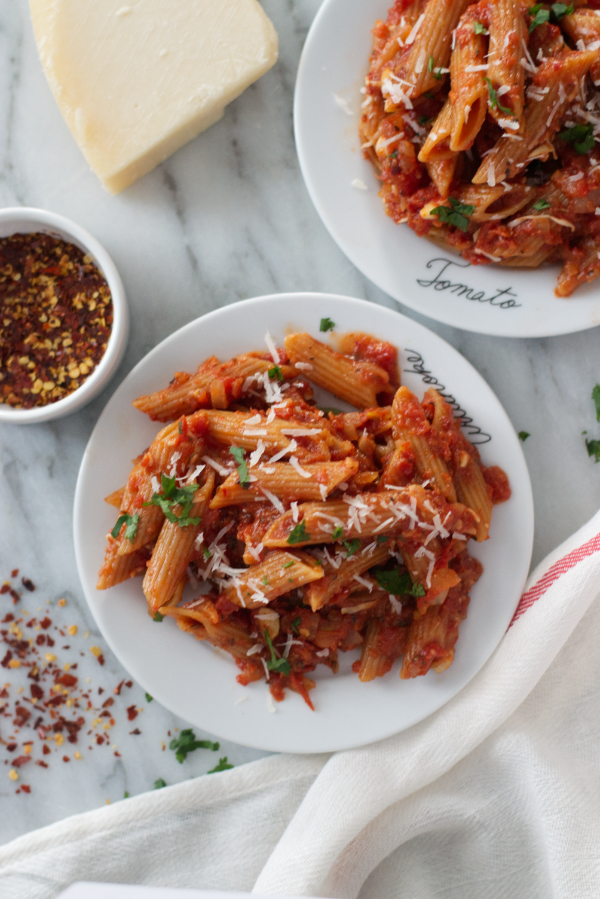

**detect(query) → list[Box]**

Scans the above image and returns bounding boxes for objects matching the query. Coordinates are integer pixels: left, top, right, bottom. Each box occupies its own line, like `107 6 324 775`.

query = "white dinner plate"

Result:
294 0 600 337
74 293 533 753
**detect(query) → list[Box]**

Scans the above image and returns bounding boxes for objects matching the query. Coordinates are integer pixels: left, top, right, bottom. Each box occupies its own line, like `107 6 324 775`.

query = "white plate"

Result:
74 293 533 753
294 0 600 338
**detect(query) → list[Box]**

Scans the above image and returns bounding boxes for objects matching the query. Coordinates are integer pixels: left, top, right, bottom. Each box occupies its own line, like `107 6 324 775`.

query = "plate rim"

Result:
74 291 534 753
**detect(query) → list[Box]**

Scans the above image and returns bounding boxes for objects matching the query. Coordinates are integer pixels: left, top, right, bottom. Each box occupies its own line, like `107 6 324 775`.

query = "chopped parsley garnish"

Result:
418 114 428 125
374 568 426 597
124 792 129 798
202 546 211 560
518 431 530 441
291 616 301 634
474 21 488 34
332 526 345 540
262 576 269 585
319 407 343 416
593 385 600 421
551 2 574 20
320 317 335 332
169 728 219 763
111 512 140 543
528 4 550 31
586 438 600 463
287 520 310 544
154 778 167 790
376 535 390 543
230 445 250 489
208 757 234 774
388 150 398 159
268 364 284 382
430 197 475 233
343 538 361 557
178 421 183 434
428 55 443 80
559 123 595 154
145 692 153 703
485 78 512 116
282 560 295 569
153 612 164 622
264 630 291 675
532 199 551 211
143 473 201 527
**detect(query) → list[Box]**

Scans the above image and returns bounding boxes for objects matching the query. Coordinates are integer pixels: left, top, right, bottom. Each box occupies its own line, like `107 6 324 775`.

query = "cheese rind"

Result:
30 0 278 193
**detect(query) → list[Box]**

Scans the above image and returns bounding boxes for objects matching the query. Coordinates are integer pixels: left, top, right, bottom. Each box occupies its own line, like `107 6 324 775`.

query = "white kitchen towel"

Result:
3 509 600 899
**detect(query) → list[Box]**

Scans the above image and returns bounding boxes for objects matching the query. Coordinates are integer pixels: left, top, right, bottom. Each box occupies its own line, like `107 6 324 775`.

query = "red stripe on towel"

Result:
510 530 600 626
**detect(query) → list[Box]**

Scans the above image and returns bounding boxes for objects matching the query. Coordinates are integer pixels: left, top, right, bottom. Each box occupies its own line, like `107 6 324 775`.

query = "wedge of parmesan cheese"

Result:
29 0 278 193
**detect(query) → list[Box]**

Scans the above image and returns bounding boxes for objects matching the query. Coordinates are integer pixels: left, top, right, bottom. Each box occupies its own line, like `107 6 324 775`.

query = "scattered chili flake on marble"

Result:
0 233 113 409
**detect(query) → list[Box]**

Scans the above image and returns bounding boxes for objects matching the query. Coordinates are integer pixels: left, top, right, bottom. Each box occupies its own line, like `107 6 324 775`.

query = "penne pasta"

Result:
486 0 528 122
221 550 324 609
305 541 392 611
392 385 456 500
449 6 488 151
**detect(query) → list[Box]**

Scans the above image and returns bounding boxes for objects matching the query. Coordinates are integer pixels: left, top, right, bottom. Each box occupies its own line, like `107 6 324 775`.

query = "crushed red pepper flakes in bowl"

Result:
0 233 113 409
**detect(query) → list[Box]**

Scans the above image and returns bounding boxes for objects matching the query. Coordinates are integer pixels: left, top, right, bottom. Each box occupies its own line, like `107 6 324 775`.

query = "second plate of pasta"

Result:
295 0 600 337
74 293 533 753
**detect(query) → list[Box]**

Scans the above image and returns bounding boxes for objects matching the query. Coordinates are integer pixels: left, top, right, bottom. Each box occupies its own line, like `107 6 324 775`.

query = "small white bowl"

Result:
0 208 129 424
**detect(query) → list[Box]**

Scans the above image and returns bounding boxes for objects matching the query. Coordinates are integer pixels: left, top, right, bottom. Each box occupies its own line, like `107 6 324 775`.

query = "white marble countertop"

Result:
1 0 600 849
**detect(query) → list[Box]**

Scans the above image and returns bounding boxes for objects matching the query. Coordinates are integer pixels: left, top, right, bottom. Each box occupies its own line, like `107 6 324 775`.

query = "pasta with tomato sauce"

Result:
97 331 510 709
360 0 600 296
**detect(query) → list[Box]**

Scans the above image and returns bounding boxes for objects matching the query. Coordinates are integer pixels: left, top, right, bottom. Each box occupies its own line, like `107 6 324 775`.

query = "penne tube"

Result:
561 10 600 85
426 157 459 198
357 620 395 682
455 182 532 222
306 541 392 611
486 0 528 122
143 472 215 613
473 50 597 186
391 386 456 501
449 8 488 151
262 486 478 548
133 353 297 422
395 0 473 99
418 98 454 162
203 409 330 460
209 458 359 508
97 538 149 589
104 487 125 509
221 550 324 609
401 587 469 678
284 332 391 408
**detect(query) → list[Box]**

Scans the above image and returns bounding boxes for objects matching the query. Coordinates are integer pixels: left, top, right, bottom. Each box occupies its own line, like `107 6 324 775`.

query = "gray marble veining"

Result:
1 0 600 848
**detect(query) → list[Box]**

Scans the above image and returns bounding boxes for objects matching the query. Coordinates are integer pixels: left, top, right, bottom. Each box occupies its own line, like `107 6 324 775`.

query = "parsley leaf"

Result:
320 317 335 332
593 385 600 422
154 778 166 789
208 757 234 774
287 520 310 544
474 21 488 34
169 729 219 763
343 538 361 557
202 546 211 560
230 445 250 489
532 199 551 211
430 197 476 233
559 123 595 154
319 406 343 416
124 791 129 798
282 560 295 569
268 365 284 382
332 526 345 540
374 568 426 597
143 473 201 527
551 2 574 20
145 692 153 703
291 616 301 634
528 4 550 31
485 78 512 116
518 431 530 441
376 535 390 543
153 612 164 622
428 55 443 80
111 512 140 543
586 438 600 463
264 630 291 675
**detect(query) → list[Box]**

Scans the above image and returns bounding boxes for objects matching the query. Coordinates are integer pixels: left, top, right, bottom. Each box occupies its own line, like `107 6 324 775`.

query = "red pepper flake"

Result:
36 760 48 768
12 755 31 768
102 697 114 709
9 589 19 604
114 680 124 695
6 742 17 752
42 745 51 755
57 673 78 688
2 613 14 623
129 729 141 735
39 618 52 630
0 233 113 410
11 569 19 578
97 654 105 666
125 681 133 688
21 785 31 793
96 736 105 745
0 585 9 595
1 650 13 668
126 705 138 721
30 684 44 700
21 578 35 592
62 756 70 763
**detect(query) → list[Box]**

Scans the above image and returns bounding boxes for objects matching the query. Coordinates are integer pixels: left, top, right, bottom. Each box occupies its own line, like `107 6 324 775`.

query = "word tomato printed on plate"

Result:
97 329 510 709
